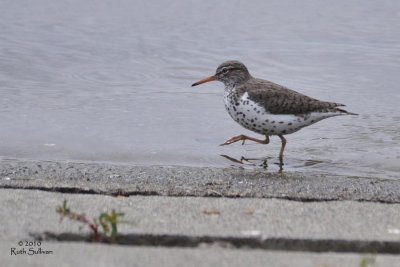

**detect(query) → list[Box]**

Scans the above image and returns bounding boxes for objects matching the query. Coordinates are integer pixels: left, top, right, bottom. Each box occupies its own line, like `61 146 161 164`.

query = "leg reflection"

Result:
220 154 284 171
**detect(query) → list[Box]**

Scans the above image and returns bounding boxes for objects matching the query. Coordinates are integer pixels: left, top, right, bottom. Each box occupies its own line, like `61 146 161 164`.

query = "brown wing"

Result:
237 78 345 114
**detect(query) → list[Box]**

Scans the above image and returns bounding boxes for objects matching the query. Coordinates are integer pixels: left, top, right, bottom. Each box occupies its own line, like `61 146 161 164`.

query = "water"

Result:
0 0 399 179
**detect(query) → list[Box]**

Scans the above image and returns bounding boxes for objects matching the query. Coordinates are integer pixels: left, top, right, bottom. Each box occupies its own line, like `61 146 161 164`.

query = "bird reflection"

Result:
220 154 284 172
220 154 325 172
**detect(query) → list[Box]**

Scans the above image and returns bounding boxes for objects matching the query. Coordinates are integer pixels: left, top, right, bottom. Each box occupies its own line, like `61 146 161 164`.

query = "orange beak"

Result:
191 76 217 87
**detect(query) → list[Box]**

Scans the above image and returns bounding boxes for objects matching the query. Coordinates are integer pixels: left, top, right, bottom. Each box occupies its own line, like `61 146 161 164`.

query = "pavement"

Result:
1 159 400 266
1 159 399 202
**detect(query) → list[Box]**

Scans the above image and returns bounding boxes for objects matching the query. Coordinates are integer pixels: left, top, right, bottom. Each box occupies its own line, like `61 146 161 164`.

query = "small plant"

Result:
56 200 124 242
359 255 376 267
99 209 125 242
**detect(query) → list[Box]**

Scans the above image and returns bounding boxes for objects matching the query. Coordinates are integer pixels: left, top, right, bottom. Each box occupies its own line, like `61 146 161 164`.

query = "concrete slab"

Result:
1 242 399 267
0 159 399 202
1 189 400 247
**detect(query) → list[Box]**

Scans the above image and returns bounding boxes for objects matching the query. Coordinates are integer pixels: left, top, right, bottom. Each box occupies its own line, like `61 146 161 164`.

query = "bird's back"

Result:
235 78 346 115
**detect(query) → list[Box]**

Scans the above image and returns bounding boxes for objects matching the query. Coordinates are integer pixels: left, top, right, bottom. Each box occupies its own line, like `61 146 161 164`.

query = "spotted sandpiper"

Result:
192 60 357 159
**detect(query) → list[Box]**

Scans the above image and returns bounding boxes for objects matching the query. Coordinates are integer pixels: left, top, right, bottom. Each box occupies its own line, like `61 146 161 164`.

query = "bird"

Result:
191 60 357 160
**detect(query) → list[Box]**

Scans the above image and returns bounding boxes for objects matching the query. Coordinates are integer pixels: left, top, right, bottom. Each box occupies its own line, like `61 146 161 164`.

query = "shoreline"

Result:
1 158 399 203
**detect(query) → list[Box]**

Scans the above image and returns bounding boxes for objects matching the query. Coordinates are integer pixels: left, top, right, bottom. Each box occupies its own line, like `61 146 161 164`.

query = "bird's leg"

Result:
220 135 270 146
278 135 287 159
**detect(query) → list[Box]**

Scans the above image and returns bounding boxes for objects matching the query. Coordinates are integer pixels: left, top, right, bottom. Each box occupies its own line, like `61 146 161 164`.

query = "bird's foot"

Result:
220 134 270 146
220 135 247 146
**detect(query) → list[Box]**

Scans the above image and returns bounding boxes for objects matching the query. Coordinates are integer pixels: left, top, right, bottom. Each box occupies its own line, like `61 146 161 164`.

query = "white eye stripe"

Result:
217 67 231 75
217 66 240 75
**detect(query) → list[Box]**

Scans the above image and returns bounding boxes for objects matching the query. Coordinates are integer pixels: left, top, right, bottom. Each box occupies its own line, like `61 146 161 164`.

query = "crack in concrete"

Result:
3 184 400 204
3 185 398 204
0 185 161 197
37 232 400 254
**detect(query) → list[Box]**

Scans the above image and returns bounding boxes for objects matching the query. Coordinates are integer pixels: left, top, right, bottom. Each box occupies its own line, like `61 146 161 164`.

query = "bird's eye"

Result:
221 68 229 74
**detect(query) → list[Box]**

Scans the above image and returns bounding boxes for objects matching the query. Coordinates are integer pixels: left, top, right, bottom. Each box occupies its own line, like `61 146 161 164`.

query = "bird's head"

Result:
192 60 251 87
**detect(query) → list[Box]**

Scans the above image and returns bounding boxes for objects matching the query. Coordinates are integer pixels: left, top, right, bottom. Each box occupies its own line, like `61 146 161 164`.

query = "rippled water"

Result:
0 0 399 179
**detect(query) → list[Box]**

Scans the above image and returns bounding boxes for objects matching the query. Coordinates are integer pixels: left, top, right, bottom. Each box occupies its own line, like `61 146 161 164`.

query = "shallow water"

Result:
0 0 399 179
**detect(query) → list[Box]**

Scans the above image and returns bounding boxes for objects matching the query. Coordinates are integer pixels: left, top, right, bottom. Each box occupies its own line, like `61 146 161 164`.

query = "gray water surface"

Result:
1 0 399 178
